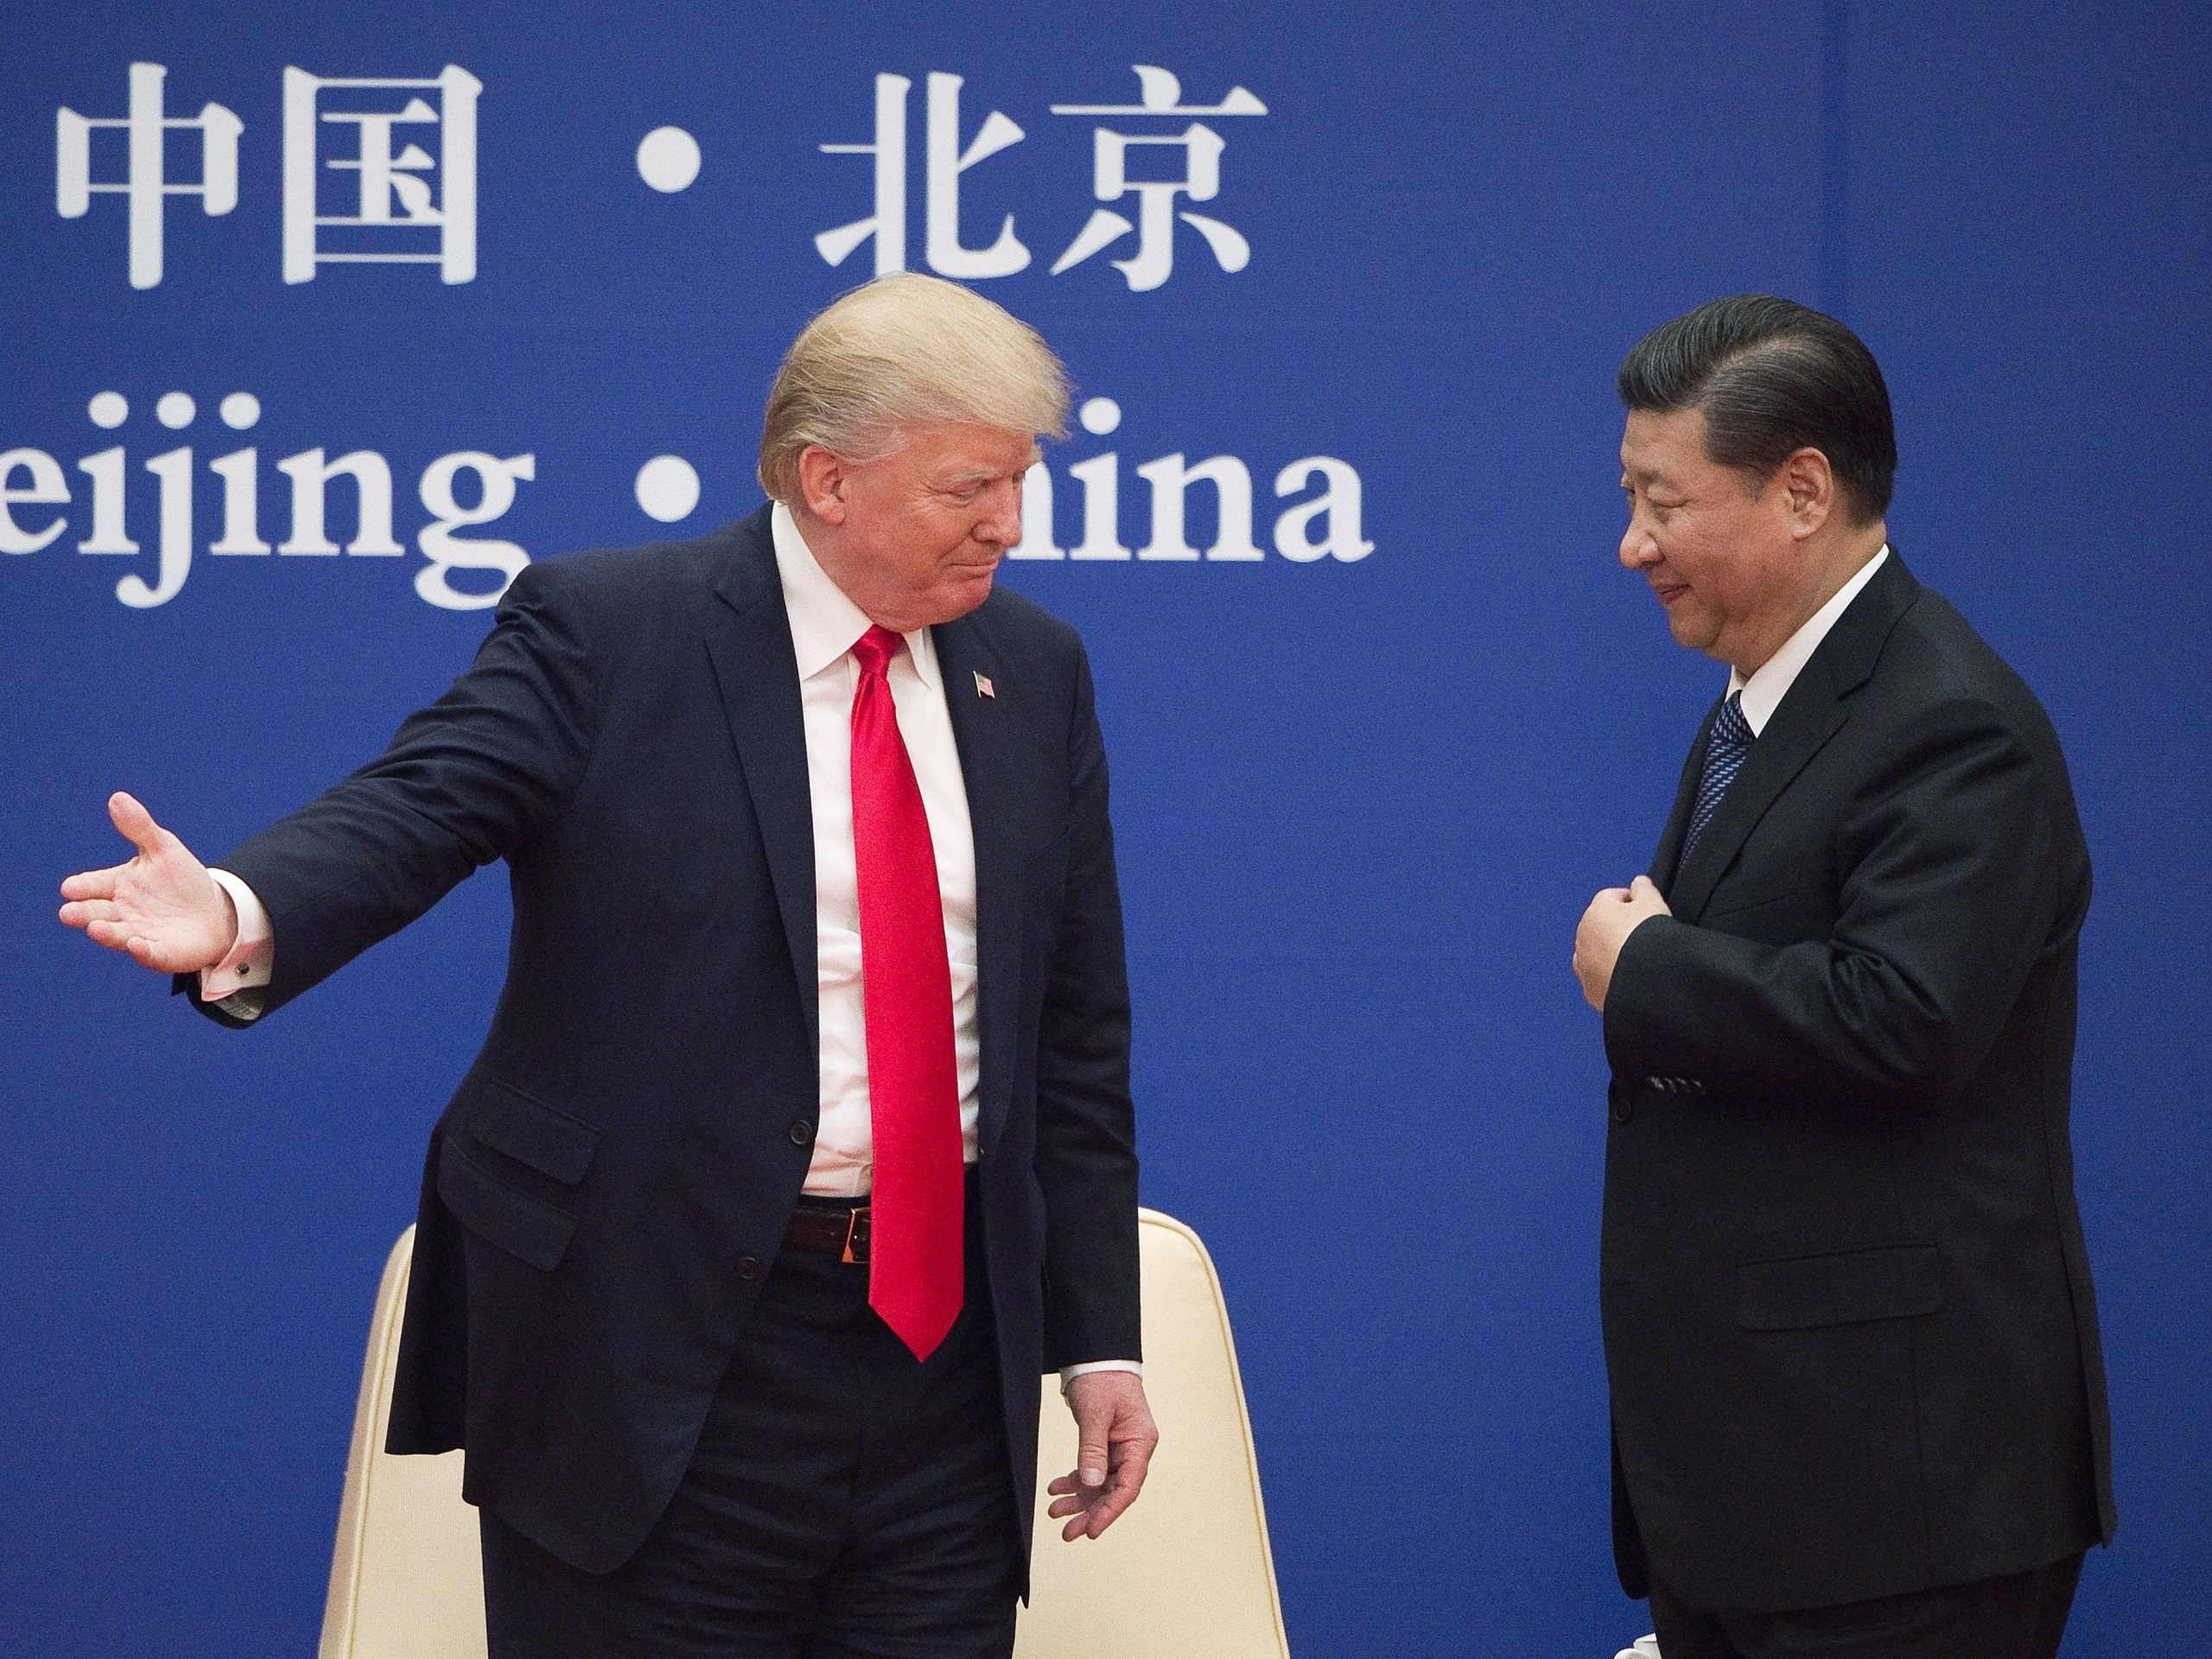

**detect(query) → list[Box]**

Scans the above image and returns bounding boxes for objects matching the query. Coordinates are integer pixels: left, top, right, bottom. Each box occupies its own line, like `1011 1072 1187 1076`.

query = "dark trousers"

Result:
480 1193 1020 1659
1649 1553 2084 1659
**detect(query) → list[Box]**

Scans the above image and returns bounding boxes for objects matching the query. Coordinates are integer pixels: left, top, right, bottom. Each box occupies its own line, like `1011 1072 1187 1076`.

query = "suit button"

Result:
736 1256 761 1281
788 1118 815 1146
1610 1085 1632 1124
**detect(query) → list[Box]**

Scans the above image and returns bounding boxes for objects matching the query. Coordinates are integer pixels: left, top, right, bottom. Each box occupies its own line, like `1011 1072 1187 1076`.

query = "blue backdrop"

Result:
4 3 2207 1654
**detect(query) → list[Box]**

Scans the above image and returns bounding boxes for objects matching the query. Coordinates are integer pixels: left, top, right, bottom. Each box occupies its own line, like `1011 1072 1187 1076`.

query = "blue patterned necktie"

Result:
1680 692 1754 866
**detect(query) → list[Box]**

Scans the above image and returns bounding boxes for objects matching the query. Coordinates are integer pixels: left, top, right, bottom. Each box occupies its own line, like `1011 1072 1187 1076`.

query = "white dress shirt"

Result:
770 502 983 1197
771 508 1135 1379
1727 545 1891 734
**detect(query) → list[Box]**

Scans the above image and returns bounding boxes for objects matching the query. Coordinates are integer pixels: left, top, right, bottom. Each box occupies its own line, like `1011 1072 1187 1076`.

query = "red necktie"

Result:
849 625 963 1360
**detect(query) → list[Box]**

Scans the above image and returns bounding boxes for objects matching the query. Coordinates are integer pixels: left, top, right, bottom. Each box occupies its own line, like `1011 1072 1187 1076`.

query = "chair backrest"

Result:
318 1228 486 1659
321 1209 1287 1659
1014 1208 1291 1658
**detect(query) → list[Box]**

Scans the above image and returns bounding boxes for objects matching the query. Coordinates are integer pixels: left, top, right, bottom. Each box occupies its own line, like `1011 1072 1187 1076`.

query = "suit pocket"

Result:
438 1137 579 1271
1734 1242 1942 1331
438 1078 604 1270
463 1077 601 1185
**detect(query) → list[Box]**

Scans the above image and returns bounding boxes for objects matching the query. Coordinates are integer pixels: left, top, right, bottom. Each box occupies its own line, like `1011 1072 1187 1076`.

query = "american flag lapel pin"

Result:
973 671 995 699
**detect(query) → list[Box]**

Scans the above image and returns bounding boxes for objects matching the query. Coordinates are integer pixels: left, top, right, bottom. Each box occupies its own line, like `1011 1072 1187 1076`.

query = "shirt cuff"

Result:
1058 1359 1143 1393
200 868 274 1015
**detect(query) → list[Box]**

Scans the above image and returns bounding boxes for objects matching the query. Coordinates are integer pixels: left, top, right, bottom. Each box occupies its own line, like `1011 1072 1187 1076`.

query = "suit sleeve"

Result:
1033 640 1142 1369
179 559 601 1022
1605 695 2082 1115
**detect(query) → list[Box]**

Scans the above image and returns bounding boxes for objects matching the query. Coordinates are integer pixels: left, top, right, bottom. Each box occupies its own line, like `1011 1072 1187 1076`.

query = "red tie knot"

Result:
853 625 903 679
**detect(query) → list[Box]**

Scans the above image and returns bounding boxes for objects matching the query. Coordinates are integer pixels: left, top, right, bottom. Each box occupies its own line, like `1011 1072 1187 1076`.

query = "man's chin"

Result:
926 568 998 625
1663 611 1714 652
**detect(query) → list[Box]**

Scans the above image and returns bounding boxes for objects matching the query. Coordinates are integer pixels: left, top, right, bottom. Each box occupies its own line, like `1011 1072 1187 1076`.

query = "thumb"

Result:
108 791 166 858
1629 874 1660 899
1077 1420 1109 1488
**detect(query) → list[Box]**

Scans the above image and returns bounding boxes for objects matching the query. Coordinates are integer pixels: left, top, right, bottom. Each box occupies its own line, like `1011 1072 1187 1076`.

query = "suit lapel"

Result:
702 510 819 1047
931 611 1020 1155
1669 693 1849 921
1666 552 1921 922
1649 711 1708 897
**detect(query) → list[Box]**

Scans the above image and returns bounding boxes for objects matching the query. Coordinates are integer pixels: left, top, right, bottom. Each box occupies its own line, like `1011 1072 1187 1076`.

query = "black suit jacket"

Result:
1599 552 2113 1612
195 506 1141 1576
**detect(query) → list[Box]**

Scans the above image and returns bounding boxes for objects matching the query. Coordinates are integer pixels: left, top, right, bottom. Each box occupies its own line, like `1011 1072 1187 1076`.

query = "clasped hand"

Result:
1573 874 1670 1012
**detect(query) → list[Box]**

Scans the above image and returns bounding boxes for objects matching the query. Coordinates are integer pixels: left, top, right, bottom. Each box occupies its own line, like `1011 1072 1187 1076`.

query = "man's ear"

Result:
1779 447 1835 538
797 445 849 526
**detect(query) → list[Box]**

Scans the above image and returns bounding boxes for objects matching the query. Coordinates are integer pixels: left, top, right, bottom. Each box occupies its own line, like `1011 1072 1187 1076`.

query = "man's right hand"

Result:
59 791 237 974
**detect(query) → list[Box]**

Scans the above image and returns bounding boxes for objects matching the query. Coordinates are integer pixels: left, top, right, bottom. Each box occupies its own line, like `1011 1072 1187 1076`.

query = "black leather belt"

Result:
782 1168 976 1267
783 1201 871 1264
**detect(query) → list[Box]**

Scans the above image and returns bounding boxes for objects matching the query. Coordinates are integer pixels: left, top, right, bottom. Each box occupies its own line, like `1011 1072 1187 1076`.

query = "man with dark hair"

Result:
1574 296 2112 1658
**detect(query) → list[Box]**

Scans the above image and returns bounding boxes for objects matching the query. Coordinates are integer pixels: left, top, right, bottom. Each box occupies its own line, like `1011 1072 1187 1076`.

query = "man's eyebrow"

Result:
938 461 1027 488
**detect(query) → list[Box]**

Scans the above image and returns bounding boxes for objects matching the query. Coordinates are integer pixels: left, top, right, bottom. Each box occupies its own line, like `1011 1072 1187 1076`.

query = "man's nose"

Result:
981 480 1023 547
1619 515 1656 570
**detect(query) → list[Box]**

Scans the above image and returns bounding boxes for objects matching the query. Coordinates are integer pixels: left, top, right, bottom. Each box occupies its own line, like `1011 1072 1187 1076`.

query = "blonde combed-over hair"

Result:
758 273 1072 504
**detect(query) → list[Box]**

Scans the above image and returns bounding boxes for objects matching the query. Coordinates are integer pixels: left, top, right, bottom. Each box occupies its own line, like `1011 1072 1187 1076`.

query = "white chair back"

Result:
1014 1209 1289 1657
317 1230 485 1659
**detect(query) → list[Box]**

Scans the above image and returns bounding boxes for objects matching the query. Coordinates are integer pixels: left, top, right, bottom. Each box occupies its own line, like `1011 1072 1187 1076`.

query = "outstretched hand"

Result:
1046 1370 1158 1541
59 791 236 974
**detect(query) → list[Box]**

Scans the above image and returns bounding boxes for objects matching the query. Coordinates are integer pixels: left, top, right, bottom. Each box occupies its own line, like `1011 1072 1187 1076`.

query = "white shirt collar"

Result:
1728 545 1890 735
769 501 940 690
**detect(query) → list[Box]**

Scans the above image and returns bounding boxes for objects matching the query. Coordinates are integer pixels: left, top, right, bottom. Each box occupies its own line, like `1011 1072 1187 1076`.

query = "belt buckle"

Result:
842 1206 871 1266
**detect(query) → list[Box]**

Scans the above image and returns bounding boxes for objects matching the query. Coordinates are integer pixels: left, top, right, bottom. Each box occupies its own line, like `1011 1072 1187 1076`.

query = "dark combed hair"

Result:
1617 295 1897 524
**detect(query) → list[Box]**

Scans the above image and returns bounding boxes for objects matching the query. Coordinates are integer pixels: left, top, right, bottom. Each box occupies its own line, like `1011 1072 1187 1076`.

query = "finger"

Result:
60 864 126 902
1094 1441 1154 1527
1064 1432 1154 1538
60 899 120 928
108 791 168 858
85 923 168 969
1060 1497 1109 1542
1046 1473 1077 1497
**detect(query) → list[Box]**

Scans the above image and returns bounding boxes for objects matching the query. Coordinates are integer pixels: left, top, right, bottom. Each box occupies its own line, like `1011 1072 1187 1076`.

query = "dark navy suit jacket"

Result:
1599 551 2113 1612
196 505 1141 1576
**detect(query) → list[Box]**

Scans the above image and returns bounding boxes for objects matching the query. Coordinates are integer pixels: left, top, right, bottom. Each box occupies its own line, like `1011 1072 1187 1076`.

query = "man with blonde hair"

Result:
60 273 1154 1658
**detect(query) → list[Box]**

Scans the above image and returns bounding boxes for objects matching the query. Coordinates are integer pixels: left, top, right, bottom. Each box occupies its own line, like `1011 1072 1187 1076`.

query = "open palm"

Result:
59 791 235 974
